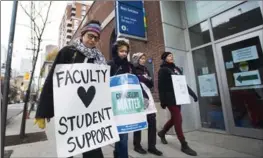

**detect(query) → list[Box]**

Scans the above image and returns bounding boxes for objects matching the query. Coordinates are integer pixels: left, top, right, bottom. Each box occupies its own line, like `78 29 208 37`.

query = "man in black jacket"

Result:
157 51 198 156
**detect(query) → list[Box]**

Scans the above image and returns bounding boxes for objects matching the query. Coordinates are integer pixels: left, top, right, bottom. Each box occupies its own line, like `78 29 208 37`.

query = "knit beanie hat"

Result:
81 20 102 37
161 51 172 60
132 52 145 66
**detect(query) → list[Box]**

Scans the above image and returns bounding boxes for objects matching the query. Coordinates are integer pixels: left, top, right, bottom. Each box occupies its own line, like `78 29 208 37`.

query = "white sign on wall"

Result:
233 70 261 87
198 73 218 97
53 63 119 157
171 75 191 105
232 45 258 63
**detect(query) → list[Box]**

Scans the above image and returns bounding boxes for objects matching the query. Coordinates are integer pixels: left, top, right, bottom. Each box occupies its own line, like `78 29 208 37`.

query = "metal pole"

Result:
1 1 18 158
0 31 2 158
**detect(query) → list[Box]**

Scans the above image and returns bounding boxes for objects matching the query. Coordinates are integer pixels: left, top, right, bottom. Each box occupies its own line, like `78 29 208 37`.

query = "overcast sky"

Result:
1 1 93 76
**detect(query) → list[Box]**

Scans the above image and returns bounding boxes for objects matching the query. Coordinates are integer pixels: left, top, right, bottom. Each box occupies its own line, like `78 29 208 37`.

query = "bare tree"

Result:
19 1 52 138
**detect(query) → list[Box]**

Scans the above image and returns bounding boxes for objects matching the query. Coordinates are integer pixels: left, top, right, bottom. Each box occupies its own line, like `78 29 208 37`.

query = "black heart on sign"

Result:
77 86 96 108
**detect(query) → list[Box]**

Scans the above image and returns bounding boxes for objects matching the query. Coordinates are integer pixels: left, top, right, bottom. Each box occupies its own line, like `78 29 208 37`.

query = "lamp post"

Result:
1 1 18 158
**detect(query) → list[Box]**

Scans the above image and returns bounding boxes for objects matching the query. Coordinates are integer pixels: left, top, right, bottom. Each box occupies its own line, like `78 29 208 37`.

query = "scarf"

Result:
72 39 107 65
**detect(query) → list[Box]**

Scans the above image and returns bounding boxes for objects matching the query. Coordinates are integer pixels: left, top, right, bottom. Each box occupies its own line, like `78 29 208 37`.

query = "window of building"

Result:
189 20 211 48
212 1 263 40
71 13 76 17
185 1 243 26
82 5 86 11
82 10 86 16
192 45 225 130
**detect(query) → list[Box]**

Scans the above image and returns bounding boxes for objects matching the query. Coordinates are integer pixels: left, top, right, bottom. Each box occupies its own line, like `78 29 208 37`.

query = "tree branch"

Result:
35 3 45 24
19 2 41 38
39 1 52 38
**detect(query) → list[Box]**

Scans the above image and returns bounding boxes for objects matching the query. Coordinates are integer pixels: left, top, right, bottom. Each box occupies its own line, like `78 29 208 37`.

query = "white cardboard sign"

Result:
53 63 119 158
171 75 191 105
140 82 157 114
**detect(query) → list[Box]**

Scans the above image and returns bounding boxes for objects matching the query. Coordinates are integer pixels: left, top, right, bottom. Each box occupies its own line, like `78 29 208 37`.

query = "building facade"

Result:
58 2 90 49
72 1 263 140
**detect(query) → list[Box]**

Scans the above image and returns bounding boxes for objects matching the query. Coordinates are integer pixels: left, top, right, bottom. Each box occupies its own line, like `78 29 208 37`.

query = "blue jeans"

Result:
114 133 128 158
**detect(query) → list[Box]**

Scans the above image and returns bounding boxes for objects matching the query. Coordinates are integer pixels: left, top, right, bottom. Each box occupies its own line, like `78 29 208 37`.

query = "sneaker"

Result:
181 142 197 156
158 131 168 144
134 146 147 154
148 148 163 156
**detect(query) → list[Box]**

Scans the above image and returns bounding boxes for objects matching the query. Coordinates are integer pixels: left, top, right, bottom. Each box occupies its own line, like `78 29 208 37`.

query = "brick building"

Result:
71 1 263 139
71 1 164 100
58 2 90 48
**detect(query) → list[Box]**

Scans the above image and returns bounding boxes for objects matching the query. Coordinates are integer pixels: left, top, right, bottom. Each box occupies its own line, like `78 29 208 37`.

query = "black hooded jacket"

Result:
158 62 197 107
107 43 133 76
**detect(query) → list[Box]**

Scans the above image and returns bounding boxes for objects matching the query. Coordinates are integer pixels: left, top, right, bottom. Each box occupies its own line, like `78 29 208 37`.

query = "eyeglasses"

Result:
87 34 100 42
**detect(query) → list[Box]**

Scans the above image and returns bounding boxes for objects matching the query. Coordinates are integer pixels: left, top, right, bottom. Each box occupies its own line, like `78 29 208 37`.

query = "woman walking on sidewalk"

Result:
108 38 133 158
131 52 163 156
157 51 198 156
35 20 106 158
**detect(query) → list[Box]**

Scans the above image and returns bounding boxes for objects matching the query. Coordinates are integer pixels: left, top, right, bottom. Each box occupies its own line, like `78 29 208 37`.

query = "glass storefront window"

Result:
189 21 211 48
221 36 263 129
185 1 242 26
192 45 225 130
212 1 263 40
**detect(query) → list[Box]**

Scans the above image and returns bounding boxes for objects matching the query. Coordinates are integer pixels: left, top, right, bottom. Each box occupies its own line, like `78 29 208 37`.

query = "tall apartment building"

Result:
58 2 90 49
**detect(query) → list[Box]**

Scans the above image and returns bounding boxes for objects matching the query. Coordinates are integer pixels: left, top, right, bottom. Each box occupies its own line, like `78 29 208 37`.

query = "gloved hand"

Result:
34 118 50 129
193 96 198 102
161 103 166 109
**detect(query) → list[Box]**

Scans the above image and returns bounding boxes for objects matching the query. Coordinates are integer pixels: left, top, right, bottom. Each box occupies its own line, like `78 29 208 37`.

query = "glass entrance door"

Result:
216 29 263 139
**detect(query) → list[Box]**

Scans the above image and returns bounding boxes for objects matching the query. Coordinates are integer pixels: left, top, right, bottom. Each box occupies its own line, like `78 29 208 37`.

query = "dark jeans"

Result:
133 113 156 149
114 133 128 158
68 148 103 158
163 106 185 141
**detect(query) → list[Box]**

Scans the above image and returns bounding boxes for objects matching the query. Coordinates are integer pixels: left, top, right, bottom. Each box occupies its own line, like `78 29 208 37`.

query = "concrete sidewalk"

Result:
5 112 262 158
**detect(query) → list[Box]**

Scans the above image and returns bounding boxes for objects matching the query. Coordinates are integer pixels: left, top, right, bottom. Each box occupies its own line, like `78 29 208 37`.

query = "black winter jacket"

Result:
107 43 133 76
133 65 153 99
158 62 197 107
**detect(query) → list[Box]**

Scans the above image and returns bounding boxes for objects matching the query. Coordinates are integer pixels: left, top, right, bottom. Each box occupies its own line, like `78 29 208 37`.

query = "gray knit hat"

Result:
132 52 145 67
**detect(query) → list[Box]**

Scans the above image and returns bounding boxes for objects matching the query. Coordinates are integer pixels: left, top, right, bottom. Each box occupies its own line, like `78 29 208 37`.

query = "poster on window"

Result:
110 74 148 134
53 63 119 158
171 75 191 105
198 73 219 97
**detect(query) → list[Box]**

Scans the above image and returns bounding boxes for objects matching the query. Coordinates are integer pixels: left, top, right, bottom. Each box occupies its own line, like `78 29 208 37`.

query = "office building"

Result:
58 2 90 49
